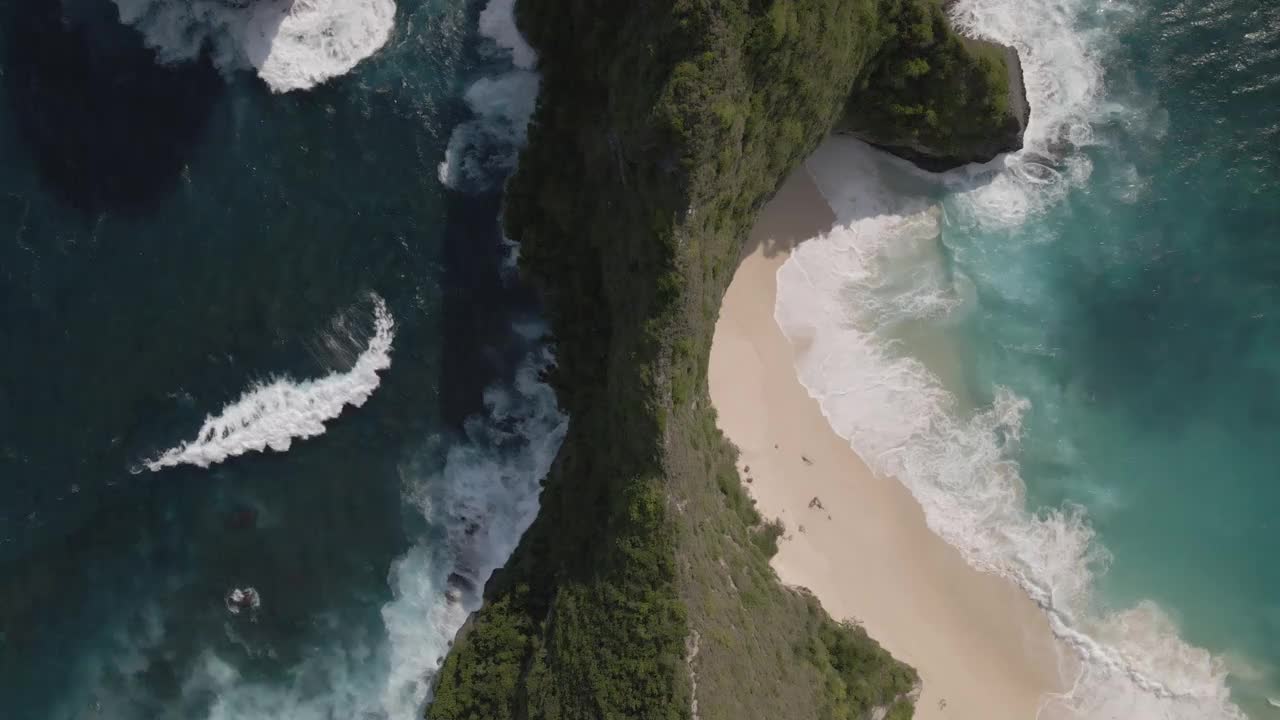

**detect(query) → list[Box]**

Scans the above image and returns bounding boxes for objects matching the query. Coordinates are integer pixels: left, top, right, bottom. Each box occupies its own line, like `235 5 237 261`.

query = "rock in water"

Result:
837 1 1030 171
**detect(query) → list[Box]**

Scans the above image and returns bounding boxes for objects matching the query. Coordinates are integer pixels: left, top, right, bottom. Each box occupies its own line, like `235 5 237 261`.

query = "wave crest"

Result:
111 0 395 92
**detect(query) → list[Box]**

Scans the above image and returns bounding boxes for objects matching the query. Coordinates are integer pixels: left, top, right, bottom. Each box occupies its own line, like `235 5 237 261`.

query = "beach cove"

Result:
710 164 1069 718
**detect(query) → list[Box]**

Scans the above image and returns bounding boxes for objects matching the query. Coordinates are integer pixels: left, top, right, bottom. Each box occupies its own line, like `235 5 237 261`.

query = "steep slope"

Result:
427 2 1022 719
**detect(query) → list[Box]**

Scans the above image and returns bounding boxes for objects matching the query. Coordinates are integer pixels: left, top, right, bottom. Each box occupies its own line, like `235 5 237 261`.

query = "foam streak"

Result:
142 295 394 472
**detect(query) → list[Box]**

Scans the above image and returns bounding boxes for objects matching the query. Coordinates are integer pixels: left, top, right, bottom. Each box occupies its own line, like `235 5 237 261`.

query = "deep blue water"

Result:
0 1 547 717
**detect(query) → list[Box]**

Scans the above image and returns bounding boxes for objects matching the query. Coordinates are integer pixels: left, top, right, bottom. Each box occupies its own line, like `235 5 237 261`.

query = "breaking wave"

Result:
381 343 567 715
140 294 394 472
774 0 1247 717
477 0 535 70
101 5 555 715
111 0 395 92
437 0 539 193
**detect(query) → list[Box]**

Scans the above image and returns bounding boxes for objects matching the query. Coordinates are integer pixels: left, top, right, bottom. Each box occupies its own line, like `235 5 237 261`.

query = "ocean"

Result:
0 0 564 718
776 0 1280 717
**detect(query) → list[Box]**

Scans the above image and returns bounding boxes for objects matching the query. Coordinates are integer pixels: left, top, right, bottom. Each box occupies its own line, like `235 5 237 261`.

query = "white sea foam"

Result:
438 0 539 192
784 136 1246 720
478 0 536 70
381 345 567 716
186 346 566 720
775 0 1249 715
178 639 382 720
438 72 540 192
141 295 394 472
111 0 395 92
74 4 552 717
927 0 1118 228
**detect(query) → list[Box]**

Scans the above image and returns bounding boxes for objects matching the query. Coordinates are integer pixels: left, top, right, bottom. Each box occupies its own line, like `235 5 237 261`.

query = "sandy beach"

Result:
709 166 1069 719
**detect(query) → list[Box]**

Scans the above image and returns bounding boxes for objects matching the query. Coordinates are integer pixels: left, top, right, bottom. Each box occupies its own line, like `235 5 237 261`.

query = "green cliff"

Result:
839 0 1028 170
427 2 1023 719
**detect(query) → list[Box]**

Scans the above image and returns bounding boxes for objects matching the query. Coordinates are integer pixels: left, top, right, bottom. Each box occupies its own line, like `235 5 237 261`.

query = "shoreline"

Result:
709 165 1069 719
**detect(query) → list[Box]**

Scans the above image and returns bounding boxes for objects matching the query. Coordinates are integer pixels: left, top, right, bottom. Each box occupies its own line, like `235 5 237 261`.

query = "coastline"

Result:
709 164 1069 719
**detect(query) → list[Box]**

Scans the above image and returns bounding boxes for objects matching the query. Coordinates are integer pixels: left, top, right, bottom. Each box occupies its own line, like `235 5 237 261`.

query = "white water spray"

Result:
141 294 393 471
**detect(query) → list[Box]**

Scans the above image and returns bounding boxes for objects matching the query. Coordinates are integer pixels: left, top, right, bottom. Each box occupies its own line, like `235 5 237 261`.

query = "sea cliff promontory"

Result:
428 2 1024 718
839 0 1028 170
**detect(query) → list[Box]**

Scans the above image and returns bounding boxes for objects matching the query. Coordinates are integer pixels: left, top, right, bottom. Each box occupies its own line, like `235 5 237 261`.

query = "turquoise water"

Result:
779 0 1280 716
0 1 560 718
950 0 1280 714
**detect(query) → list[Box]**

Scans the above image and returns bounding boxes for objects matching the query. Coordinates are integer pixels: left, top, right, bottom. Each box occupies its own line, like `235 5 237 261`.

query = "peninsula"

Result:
429 1 1029 718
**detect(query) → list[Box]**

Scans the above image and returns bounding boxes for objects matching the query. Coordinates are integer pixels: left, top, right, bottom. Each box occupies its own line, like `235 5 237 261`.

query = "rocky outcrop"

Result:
839 0 1030 171
850 38 1029 171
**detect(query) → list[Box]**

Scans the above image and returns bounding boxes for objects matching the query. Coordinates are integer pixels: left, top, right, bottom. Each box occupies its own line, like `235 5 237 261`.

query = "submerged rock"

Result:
224 586 261 615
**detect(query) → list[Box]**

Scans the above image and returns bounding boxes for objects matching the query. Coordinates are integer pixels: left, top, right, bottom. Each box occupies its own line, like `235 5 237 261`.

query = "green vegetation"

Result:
840 0 1025 168
427 1 1020 718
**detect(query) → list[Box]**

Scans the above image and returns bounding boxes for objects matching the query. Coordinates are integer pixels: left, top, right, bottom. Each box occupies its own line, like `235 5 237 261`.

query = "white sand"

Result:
709 166 1070 719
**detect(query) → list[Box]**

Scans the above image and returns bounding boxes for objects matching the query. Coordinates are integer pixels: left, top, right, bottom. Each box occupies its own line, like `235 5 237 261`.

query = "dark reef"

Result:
427 2 1027 719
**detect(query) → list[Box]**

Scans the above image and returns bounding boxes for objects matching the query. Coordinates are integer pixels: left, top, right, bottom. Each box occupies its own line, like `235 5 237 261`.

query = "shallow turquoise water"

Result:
943 0 1280 713
780 0 1280 716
